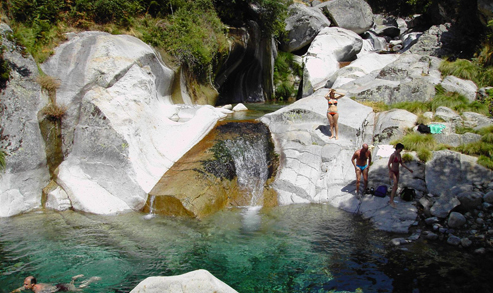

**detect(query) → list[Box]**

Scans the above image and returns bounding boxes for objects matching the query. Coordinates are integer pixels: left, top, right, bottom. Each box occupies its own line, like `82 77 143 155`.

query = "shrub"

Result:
417 147 432 162
0 149 6 170
401 153 414 163
416 114 431 125
391 133 436 152
0 44 10 90
478 155 493 169
359 101 389 112
439 59 479 82
273 51 300 100
36 75 61 93
42 103 67 121
455 126 493 169
391 133 439 162
390 101 431 114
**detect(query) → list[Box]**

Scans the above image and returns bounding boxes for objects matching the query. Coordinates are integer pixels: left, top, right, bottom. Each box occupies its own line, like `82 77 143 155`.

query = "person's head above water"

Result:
23 276 36 290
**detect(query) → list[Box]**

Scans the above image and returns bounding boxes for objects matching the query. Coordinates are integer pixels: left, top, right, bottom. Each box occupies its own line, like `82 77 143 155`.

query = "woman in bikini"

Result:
325 88 345 139
387 143 413 208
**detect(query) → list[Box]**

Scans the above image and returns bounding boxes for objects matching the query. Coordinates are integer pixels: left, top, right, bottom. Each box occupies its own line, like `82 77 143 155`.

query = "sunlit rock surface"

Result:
302 27 363 96
280 3 331 52
316 0 374 34
40 31 226 214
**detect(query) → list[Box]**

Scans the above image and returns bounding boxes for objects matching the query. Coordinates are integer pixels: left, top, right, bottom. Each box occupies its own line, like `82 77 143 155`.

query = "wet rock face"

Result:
145 121 278 218
215 21 274 105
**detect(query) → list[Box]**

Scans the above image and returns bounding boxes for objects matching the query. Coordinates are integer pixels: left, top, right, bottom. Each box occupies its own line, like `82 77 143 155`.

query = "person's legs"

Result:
355 167 362 194
333 113 339 139
79 276 101 289
362 167 369 191
389 171 399 207
327 113 335 138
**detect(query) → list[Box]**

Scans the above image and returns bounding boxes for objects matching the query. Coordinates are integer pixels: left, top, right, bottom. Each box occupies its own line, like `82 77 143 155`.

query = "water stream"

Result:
225 136 269 207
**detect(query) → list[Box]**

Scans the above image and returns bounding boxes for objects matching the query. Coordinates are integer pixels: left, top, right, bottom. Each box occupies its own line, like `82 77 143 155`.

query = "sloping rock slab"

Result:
359 196 417 233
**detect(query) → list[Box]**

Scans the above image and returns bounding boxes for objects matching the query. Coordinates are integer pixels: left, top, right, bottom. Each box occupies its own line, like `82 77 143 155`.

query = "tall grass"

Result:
390 133 448 162
439 59 479 82
455 125 493 169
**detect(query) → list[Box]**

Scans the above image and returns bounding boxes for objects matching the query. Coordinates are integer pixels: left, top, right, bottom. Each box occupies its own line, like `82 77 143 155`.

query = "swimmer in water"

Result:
11 275 101 293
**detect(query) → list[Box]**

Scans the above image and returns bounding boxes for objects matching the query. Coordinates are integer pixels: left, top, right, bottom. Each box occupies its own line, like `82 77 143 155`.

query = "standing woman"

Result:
325 88 345 139
387 143 413 208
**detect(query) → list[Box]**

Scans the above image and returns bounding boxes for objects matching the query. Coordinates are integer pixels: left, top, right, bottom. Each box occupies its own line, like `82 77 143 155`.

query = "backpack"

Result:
374 185 388 197
400 187 416 201
417 124 431 134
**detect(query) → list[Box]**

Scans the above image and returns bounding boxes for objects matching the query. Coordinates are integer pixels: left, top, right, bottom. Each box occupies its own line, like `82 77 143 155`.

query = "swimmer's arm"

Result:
10 287 24 293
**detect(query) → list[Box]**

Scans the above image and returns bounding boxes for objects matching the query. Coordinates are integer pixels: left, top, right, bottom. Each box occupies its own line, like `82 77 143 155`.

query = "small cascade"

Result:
224 135 269 207
143 195 156 220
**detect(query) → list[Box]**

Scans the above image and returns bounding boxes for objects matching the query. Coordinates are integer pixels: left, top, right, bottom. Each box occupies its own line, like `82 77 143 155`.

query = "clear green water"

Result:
0 204 392 292
1 204 492 293
224 102 289 121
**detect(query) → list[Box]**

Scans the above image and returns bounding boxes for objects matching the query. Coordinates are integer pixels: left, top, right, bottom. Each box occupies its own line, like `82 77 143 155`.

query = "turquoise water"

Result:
0 204 491 292
224 102 289 121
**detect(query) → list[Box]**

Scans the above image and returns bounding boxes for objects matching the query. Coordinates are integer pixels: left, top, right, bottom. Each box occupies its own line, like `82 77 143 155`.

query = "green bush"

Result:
391 133 436 152
273 51 300 100
390 101 430 114
439 59 479 82
455 126 493 169
0 44 10 90
0 149 5 170
417 147 432 162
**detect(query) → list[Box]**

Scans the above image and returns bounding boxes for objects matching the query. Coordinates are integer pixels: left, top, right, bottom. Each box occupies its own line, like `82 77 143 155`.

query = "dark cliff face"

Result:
214 21 274 105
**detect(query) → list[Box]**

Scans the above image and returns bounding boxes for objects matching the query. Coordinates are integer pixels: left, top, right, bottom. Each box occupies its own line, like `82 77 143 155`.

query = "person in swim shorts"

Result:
351 143 372 195
11 275 101 293
325 88 345 140
387 143 413 208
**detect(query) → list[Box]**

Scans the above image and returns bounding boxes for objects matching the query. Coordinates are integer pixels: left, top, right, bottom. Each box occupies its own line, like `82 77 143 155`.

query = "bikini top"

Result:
328 99 338 106
393 155 401 163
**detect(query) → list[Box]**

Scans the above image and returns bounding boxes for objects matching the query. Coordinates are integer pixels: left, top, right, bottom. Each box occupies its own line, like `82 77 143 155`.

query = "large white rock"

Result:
302 27 363 96
373 109 417 144
130 270 238 293
426 150 493 198
280 3 331 52
41 31 224 214
440 75 478 102
339 53 442 104
328 52 399 88
261 89 373 206
316 0 373 34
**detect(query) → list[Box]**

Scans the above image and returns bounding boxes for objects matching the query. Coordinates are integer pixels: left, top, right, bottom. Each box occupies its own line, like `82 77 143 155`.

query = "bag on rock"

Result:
417 124 431 133
374 185 387 197
400 187 416 201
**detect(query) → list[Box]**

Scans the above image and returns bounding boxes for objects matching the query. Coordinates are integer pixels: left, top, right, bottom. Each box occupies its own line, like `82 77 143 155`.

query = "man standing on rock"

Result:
351 143 372 195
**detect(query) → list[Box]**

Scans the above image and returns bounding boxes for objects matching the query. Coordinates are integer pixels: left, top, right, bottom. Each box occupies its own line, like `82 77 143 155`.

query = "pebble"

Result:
447 235 461 246
461 238 472 248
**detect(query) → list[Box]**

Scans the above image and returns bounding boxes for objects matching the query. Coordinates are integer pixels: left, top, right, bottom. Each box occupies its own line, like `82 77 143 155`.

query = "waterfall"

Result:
224 136 269 207
143 195 156 220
